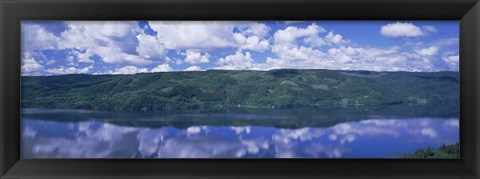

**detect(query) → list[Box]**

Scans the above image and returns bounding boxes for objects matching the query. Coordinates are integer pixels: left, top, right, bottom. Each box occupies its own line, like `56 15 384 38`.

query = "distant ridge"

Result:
21 69 459 112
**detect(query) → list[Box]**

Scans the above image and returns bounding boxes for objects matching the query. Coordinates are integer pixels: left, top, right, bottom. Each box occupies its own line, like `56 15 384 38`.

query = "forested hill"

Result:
21 69 459 112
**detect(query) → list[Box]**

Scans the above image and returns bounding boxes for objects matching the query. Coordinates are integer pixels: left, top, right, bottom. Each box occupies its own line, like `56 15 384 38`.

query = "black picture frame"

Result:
1 0 479 178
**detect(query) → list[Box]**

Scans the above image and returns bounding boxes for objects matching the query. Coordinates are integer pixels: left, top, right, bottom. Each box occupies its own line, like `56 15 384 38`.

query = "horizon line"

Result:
21 68 460 77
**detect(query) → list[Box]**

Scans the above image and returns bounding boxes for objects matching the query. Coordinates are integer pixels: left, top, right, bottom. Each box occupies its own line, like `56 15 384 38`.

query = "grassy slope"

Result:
21 69 459 112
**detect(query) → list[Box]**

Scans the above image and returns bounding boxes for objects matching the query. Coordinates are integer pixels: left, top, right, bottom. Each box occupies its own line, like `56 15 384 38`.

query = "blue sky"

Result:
21 21 459 76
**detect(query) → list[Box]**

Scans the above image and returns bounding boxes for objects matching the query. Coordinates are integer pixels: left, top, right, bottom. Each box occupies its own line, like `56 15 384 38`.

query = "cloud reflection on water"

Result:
22 118 459 158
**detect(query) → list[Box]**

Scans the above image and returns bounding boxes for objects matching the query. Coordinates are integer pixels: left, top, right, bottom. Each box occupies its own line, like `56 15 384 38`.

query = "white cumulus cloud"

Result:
21 53 45 76
151 64 173 72
381 22 431 37
234 33 269 52
22 23 60 51
217 51 257 70
109 66 149 74
182 50 210 64
184 66 203 71
443 55 459 70
136 33 167 61
59 21 161 65
272 24 326 60
148 21 236 50
46 65 93 75
416 47 438 56
236 22 270 38
444 55 459 64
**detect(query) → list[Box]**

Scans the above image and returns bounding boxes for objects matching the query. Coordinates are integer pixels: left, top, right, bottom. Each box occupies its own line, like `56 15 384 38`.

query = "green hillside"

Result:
403 143 460 159
21 69 459 112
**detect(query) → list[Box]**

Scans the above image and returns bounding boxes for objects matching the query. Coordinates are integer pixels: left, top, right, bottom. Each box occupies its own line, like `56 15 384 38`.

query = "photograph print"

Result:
21 21 459 158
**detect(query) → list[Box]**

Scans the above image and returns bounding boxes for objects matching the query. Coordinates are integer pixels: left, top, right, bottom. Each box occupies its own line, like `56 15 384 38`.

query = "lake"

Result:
21 104 459 158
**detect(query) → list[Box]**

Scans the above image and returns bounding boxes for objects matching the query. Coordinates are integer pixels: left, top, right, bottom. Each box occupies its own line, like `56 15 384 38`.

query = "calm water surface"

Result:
21 105 459 158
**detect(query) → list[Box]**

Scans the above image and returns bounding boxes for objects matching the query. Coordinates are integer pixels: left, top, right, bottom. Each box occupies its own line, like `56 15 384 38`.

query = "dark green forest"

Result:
21 69 459 112
403 143 460 158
